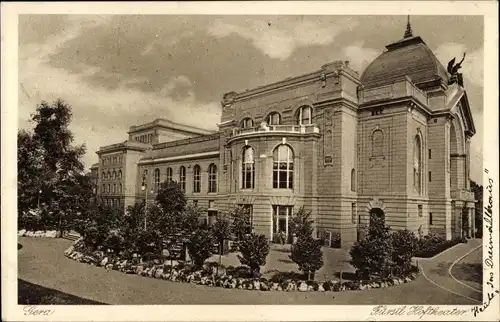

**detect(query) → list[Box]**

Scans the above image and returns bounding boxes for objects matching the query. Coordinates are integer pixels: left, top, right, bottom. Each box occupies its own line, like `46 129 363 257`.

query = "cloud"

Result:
19 17 220 170
434 43 483 87
341 41 379 73
208 17 358 60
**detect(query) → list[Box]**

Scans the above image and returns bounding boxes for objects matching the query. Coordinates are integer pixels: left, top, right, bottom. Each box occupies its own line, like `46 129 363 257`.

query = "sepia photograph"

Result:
2 1 499 321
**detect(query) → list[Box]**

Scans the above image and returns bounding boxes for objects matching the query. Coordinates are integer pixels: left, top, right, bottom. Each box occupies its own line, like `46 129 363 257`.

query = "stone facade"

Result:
93 30 477 248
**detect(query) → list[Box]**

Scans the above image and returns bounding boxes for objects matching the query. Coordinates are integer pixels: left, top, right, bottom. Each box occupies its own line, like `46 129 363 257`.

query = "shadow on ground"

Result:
18 279 107 305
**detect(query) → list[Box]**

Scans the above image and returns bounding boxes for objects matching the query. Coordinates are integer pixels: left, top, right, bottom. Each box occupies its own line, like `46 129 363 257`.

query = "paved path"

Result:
18 237 480 305
417 239 482 304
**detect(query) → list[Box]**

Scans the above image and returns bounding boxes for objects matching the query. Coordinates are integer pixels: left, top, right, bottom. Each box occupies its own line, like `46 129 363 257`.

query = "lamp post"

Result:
37 189 42 208
141 184 154 230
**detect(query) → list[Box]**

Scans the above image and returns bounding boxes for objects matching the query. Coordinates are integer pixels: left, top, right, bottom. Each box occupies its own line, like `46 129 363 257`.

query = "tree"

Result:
187 228 214 269
289 207 314 240
289 207 323 280
237 233 270 277
155 180 187 216
349 214 393 279
230 205 252 241
17 130 45 215
211 214 232 273
18 100 90 235
290 235 324 280
391 229 418 275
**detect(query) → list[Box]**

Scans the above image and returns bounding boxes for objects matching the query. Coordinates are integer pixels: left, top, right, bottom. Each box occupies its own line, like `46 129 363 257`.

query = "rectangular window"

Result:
418 205 423 217
208 200 216 209
428 149 432 159
429 212 433 225
351 203 357 224
428 171 432 182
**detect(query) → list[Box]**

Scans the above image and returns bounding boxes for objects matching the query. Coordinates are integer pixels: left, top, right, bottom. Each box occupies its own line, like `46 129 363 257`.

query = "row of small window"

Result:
240 106 313 129
100 198 122 208
144 164 218 193
135 134 153 144
101 170 123 180
101 183 123 194
241 144 294 189
102 156 123 166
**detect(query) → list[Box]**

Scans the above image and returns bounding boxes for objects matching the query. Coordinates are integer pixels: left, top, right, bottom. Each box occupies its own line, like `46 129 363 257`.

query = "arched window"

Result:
118 170 122 179
296 106 312 125
102 184 105 193
351 169 356 192
113 184 116 194
107 184 111 193
179 166 186 191
166 167 173 182
193 165 201 193
242 147 255 189
266 112 281 125
273 144 294 189
119 184 122 194
154 168 160 190
208 163 217 193
107 171 111 179
241 117 254 129
414 135 422 194
102 171 106 179
372 129 384 157
113 171 117 179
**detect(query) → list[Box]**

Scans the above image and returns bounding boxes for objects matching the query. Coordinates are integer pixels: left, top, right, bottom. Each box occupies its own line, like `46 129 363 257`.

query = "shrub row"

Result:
64 241 419 293
415 234 468 258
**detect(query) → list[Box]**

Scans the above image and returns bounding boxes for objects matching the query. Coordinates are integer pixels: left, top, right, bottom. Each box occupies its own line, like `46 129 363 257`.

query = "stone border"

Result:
63 242 419 293
18 230 59 238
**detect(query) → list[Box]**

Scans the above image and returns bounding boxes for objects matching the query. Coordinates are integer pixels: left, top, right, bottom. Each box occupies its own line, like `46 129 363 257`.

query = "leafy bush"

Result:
238 233 270 277
349 215 393 279
102 230 125 255
134 230 161 256
391 229 418 275
415 233 467 258
289 207 314 239
230 206 252 241
290 235 324 280
187 228 214 269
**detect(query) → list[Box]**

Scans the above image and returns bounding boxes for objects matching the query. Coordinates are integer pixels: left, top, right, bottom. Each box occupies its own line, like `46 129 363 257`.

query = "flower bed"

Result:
415 235 467 258
18 229 59 238
63 241 419 293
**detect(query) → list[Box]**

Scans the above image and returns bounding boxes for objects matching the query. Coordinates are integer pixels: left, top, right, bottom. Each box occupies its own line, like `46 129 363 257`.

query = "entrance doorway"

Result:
272 205 293 243
369 208 385 226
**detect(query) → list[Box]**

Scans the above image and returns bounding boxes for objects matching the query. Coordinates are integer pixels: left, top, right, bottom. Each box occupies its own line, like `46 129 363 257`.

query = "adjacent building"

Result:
93 24 477 247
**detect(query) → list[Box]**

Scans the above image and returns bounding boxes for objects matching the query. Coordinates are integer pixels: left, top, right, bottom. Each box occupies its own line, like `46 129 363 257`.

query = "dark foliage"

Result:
237 233 270 277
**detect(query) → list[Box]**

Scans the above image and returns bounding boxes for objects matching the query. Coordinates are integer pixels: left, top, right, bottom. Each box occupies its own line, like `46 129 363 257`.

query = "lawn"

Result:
18 279 107 305
206 243 354 281
450 247 482 292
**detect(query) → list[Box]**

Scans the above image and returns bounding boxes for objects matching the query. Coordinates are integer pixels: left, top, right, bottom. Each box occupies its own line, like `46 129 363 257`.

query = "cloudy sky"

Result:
18 15 484 182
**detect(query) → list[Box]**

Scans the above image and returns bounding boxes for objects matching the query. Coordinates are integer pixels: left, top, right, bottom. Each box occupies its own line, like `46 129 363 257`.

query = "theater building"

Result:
93 24 476 247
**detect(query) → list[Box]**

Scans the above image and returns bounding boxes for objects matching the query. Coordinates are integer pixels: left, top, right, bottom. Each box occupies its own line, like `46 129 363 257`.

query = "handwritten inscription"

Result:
23 305 55 316
472 171 499 317
370 305 468 319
